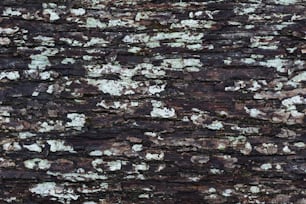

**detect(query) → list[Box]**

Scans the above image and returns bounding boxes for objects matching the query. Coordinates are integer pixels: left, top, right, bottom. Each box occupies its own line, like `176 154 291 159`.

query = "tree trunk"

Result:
0 0 305 203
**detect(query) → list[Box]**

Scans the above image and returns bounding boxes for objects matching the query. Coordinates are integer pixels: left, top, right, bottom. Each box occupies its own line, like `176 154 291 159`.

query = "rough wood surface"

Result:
0 0 306 203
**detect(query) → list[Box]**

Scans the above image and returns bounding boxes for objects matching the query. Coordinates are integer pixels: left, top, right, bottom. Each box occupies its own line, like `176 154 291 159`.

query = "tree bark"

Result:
0 0 305 203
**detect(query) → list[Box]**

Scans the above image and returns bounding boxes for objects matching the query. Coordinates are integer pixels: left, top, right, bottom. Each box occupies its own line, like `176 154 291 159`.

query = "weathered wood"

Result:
0 0 305 203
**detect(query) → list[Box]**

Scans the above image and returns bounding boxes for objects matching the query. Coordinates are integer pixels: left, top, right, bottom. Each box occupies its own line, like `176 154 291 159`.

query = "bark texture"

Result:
0 0 306 203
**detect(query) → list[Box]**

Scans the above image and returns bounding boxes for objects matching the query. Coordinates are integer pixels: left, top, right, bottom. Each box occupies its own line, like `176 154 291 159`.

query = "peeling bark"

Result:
0 0 306 203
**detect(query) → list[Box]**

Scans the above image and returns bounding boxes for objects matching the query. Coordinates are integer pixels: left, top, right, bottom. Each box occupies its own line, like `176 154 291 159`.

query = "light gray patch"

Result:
30 182 79 204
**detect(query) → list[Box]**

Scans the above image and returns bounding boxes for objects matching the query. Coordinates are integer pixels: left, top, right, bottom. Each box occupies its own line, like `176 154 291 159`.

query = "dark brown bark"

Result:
0 0 306 203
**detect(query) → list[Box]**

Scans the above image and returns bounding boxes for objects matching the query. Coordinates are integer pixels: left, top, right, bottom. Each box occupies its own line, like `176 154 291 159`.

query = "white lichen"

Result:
47 171 108 182
91 159 104 172
128 46 142 53
39 71 52 80
84 37 108 47
145 152 164 160
259 58 287 73
86 17 106 28
43 8 60 21
222 189 233 197
134 162 149 171
60 37 83 46
32 91 39 97
210 168 223 174
28 55 51 70
150 100 176 119
144 132 157 137
260 163 272 170
244 107 266 118
135 12 150 21
23 143 42 152
30 182 79 203
33 36 55 46
206 121 224 130
273 0 297 5
294 142 305 148
255 143 278 155
47 140 75 153
231 126 259 134
46 85 54 94
0 71 20 80
77 183 108 193
3 142 22 151
250 36 278 50
24 158 51 170
61 58 75 64
148 84 166 95
0 27 19 35
161 58 202 71
290 71 306 83
132 144 143 152
66 113 86 129
38 120 63 132
170 20 216 29
96 100 127 110
2 7 22 16
0 37 11 45
108 160 122 171
282 145 292 153
138 194 150 199
86 79 139 96
282 95 305 110
70 8 86 16
18 132 36 139
28 47 58 70
240 142 252 155
250 186 260 194
89 150 103 156
190 155 210 164
208 187 216 193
